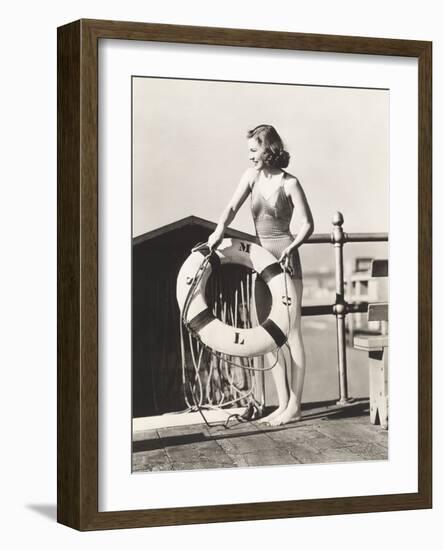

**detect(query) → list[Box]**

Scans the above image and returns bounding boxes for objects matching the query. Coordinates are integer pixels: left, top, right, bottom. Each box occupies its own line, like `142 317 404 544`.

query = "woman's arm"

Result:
279 177 314 262
207 168 255 250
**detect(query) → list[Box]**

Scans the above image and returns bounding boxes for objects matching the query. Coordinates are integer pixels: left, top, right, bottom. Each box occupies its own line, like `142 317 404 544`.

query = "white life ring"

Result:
176 238 297 357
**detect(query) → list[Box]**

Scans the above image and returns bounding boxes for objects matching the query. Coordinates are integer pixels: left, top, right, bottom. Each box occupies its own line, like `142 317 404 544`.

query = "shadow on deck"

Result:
132 398 388 472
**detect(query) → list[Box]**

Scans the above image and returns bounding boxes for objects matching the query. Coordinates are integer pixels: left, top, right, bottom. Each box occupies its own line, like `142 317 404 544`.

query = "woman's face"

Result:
248 137 266 169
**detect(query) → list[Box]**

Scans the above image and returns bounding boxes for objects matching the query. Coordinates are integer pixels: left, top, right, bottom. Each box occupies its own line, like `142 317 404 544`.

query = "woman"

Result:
207 124 314 426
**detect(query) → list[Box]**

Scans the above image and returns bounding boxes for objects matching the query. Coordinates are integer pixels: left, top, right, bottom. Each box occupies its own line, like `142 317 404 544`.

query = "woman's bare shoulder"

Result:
283 172 301 192
240 166 260 189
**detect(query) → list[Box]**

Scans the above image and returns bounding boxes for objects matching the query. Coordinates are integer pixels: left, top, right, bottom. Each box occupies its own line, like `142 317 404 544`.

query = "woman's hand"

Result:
279 245 295 274
207 229 224 251
278 245 293 264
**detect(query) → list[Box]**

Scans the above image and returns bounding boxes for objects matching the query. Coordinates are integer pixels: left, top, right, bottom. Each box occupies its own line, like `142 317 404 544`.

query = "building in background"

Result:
132 216 258 418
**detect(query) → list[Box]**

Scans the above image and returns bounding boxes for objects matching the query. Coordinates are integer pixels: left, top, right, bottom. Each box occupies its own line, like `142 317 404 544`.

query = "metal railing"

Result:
301 212 388 405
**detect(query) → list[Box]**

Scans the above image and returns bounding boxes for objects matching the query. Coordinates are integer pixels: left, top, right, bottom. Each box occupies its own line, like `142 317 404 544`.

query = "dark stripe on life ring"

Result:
197 247 221 271
260 262 283 284
262 318 287 348
188 308 215 334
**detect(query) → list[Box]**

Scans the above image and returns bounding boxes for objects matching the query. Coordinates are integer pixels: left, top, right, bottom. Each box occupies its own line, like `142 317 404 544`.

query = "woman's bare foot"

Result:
267 397 302 426
267 409 302 427
257 406 286 424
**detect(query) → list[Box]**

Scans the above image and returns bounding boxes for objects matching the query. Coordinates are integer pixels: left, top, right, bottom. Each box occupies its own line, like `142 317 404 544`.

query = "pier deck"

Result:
132 398 388 472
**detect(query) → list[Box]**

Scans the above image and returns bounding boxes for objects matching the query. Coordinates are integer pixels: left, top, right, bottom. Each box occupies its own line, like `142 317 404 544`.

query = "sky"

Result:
133 77 389 271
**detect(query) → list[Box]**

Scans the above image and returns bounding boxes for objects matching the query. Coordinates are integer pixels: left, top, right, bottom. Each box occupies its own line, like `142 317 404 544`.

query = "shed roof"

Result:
133 215 256 246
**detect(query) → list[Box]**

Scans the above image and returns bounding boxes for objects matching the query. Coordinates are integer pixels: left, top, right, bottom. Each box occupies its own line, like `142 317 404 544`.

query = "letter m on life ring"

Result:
239 242 251 253
234 332 245 344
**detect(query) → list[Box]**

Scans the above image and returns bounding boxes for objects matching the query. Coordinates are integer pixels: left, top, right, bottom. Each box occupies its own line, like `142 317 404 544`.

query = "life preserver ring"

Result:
176 238 297 357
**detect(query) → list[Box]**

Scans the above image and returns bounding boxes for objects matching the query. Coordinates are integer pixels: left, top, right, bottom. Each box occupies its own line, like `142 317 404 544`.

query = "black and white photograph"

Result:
3 0 437 542
132 76 389 473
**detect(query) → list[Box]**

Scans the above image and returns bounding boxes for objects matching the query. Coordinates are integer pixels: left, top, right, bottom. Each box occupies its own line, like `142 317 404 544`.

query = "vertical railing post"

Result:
331 212 353 405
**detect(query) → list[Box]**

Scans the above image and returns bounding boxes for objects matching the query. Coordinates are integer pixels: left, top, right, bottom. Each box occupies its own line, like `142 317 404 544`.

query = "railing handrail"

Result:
306 232 388 244
300 212 388 405
301 302 369 317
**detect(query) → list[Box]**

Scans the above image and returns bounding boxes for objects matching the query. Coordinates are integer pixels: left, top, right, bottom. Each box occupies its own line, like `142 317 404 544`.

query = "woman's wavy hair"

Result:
246 124 290 169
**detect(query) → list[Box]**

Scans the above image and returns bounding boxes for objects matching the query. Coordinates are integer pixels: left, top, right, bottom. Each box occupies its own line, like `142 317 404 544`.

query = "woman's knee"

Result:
288 331 303 351
287 322 305 351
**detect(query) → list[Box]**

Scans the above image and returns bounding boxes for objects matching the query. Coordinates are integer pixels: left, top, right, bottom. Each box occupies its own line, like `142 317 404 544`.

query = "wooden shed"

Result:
132 216 259 419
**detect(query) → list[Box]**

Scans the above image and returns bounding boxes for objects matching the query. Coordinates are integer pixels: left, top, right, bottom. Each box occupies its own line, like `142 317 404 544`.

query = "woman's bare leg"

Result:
257 348 290 423
253 275 289 422
267 279 305 426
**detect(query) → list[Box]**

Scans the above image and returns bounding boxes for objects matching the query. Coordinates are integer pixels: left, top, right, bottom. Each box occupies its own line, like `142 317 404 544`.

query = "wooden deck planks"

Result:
132 400 388 472
132 449 174 472
256 423 368 464
315 418 388 458
206 423 278 455
230 448 301 467
132 429 173 472
205 422 302 467
157 424 235 470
